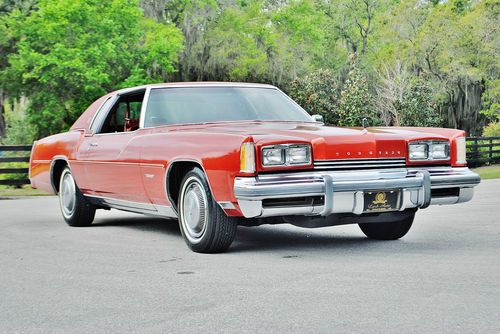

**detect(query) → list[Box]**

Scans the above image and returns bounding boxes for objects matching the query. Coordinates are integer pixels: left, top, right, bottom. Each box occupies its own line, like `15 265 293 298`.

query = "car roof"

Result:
114 82 277 95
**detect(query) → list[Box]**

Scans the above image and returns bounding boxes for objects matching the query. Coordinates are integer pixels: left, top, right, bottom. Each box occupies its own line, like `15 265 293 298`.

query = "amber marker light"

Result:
240 142 256 173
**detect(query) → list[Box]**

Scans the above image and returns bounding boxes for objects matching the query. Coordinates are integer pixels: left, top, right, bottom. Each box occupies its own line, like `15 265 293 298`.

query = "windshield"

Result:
143 87 312 127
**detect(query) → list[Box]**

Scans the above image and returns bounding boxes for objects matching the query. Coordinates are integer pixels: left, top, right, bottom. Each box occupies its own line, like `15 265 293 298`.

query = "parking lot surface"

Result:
1 180 499 333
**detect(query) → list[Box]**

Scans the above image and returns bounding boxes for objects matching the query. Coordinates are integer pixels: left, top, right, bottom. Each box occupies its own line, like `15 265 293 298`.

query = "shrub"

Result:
338 61 381 127
398 78 443 127
483 121 500 137
375 62 442 127
288 69 339 125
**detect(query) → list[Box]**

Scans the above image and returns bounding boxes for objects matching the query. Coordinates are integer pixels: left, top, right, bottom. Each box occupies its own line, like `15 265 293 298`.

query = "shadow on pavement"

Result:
93 216 181 234
89 214 457 254
90 215 395 253
231 225 377 253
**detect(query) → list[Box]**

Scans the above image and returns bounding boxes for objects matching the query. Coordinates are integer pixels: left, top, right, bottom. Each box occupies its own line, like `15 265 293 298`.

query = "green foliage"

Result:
374 63 442 127
205 1 273 81
0 98 34 145
288 69 339 125
372 0 499 134
481 79 500 122
0 0 498 140
398 78 442 127
2 0 183 139
338 59 380 127
483 122 500 137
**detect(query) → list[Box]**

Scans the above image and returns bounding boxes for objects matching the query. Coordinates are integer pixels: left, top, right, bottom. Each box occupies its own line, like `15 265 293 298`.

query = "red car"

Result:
29 82 481 252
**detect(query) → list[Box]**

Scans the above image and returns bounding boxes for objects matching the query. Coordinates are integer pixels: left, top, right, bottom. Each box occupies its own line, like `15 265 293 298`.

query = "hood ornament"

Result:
362 118 369 129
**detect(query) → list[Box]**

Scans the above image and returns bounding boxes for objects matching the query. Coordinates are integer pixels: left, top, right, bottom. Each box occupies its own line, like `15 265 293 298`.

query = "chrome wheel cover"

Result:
60 170 76 218
180 176 208 244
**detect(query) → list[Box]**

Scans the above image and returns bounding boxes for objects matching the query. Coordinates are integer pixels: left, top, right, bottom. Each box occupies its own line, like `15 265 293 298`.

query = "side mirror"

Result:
312 114 324 123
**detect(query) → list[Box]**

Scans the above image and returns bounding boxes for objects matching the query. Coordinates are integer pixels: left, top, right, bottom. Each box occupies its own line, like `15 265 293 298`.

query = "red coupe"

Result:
29 82 481 252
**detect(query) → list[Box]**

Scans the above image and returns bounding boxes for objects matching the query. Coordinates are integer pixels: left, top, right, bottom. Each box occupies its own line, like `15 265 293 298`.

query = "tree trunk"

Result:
444 80 485 136
0 88 6 139
138 0 166 22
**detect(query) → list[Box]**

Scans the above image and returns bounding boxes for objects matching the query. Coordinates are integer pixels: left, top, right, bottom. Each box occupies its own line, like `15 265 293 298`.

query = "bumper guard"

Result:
234 167 480 218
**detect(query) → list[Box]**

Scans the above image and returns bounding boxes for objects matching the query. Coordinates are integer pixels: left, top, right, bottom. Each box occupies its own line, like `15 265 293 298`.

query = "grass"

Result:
0 185 51 197
473 165 500 180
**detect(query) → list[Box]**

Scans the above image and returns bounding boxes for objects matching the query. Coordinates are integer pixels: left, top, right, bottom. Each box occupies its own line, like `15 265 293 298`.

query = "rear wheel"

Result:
358 211 415 240
178 167 237 253
59 167 96 227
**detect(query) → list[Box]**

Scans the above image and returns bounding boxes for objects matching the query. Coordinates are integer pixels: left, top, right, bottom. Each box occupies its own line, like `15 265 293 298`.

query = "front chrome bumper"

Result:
234 167 480 218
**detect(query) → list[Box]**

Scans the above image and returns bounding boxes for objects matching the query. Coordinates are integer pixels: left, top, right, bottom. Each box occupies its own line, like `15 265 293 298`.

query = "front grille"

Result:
313 158 406 170
262 196 324 208
431 187 460 198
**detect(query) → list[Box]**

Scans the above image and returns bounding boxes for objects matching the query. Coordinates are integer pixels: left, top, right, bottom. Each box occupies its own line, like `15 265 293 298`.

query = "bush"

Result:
480 79 500 122
288 69 339 125
483 121 500 137
338 61 381 127
398 78 442 127
1 98 35 145
375 62 442 127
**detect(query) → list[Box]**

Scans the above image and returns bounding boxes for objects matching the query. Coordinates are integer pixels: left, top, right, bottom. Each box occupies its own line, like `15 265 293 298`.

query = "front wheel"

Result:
178 168 237 253
59 167 96 227
358 211 415 240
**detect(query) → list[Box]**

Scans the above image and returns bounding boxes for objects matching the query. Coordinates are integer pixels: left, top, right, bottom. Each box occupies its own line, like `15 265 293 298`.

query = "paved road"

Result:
1 180 499 334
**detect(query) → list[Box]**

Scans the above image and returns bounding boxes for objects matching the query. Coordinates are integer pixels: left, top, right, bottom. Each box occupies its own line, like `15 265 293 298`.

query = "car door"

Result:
79 89 149 205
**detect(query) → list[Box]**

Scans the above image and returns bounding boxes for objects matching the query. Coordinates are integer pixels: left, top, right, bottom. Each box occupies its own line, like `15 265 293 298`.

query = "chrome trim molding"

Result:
218 201 236 210
85 194 177 219
49 156 72 193
314 158 406 170
234 167 480 218
139 86 152 129
89 95 114 133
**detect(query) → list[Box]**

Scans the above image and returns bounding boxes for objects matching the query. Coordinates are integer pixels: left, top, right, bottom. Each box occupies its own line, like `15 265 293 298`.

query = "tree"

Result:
481 79 500 122
338 56 379 126
2 0 183 139
320 0 381 56
399 77 442 127
375 61 442 127
0 0 37 139
418 0 494 133
154 0 333 86
288 69 339 124
374 61 410 125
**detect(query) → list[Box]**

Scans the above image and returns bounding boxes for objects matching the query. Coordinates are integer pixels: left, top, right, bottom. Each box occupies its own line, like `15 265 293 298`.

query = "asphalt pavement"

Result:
0 180 499 333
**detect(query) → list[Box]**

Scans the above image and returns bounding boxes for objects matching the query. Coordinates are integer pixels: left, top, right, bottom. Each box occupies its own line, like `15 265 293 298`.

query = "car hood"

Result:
167 121 460 160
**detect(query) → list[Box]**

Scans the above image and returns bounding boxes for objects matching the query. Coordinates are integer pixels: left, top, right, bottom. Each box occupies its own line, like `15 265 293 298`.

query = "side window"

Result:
98 90 145 134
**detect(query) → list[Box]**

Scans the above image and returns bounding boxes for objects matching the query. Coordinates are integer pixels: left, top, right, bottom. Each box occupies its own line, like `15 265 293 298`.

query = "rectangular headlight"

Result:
288 145 311 165
409 141 450 161
262 147 285 166
409 143 428 160
261 144 311 167
430 143 449 159
455 137 466 164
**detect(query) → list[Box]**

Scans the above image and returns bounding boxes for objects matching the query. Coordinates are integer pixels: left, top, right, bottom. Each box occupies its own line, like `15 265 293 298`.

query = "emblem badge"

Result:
372 192 387 205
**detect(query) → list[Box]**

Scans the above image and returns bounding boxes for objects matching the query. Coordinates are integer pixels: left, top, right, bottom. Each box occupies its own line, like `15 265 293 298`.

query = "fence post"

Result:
474 137 479 167
489 138 493 164
0 145 32 187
